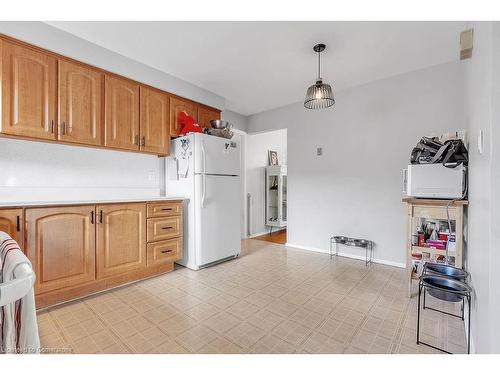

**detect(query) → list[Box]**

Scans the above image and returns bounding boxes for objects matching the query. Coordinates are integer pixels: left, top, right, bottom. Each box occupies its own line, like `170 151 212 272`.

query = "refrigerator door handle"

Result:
201 140 206 208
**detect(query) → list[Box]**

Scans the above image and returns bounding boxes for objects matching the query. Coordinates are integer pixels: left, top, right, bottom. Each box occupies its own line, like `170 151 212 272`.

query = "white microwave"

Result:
403 164 467 199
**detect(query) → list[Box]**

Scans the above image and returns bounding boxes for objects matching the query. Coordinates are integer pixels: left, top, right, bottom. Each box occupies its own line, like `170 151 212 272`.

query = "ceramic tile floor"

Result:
37 239 467 354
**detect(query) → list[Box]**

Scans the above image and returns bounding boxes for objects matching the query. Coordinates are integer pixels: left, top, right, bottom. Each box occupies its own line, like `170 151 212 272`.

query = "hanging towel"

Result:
0 231 40 354
177 156 190 178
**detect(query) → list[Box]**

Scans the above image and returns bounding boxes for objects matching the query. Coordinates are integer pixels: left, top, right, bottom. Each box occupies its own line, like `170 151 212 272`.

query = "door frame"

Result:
232 128 247 239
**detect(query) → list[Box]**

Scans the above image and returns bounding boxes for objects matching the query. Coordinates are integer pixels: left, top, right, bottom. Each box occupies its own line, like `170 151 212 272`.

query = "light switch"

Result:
317 147 323 156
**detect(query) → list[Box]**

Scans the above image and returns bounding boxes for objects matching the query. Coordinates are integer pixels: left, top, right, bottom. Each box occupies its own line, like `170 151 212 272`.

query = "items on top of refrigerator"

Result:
205 120 234 139
178 111 204 135
177 112 234 139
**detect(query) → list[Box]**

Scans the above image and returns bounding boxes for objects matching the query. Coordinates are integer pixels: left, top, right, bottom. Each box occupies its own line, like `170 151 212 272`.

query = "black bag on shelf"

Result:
410 136 468 168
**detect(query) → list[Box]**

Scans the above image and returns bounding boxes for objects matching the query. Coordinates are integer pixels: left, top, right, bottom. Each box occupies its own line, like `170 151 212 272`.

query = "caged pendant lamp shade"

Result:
304 43 335 109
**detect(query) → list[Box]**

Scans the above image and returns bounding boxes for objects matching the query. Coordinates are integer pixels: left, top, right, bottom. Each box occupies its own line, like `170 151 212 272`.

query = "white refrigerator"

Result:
166 133 241 270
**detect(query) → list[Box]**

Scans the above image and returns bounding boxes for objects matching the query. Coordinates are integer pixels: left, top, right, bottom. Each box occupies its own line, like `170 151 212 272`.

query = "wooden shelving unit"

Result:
266 165 287 229
403 197 468 297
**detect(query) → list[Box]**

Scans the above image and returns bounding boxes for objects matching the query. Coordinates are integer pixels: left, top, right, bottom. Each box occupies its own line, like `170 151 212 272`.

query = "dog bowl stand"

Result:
417 276 471 354
329 236 374 266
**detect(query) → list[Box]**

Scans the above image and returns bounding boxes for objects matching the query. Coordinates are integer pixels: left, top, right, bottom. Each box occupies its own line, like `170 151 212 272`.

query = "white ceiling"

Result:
46 21 466 116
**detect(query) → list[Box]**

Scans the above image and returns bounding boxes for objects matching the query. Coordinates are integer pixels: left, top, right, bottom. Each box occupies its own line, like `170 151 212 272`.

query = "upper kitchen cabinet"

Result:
198 105 221 129
1 40 57 140
0 35 213 156
58 60 103 146
104 75 140 151
169 96 198 137
140 86 170 155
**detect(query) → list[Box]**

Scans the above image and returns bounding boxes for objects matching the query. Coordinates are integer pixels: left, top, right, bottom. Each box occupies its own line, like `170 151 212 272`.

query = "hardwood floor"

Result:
253 229 287 244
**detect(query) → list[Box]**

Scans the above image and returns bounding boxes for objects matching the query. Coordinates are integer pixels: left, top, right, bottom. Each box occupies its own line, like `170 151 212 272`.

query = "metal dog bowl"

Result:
210 119 233 129
420 275 471 303
353 239 370 248
424 263 468 281
333 236 348 244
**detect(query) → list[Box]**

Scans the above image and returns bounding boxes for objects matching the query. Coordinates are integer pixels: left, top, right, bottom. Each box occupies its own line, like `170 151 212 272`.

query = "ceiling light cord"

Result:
317 49 321 81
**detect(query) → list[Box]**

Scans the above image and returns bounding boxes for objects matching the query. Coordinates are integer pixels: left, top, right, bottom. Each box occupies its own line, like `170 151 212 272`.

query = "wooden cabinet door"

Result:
25 205 96 294
198 105 221 129
96 203 146 278
1 40 57 140
104 75 140 151
169 96 198 137
139 86 169 155
0 208 23 250
58 60 103 145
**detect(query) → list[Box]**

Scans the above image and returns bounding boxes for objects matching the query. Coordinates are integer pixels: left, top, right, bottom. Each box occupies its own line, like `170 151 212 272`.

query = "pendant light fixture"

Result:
304 43 335 109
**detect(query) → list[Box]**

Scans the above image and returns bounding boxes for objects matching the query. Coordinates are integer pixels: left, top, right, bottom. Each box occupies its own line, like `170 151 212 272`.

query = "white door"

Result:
194 174 241 267
194 133 240 175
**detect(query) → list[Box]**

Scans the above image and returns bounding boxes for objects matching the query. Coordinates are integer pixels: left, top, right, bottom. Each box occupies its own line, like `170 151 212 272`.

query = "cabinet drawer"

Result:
412 205 458 221
147 216 181 242
147 238 182 266
147 202 182 218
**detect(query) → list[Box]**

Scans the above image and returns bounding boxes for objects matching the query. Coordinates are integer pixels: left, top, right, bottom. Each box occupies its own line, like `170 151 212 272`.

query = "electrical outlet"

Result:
317 147 323 156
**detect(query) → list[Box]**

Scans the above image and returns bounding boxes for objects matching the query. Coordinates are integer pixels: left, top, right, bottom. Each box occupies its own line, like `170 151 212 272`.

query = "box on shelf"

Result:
427 239 446 250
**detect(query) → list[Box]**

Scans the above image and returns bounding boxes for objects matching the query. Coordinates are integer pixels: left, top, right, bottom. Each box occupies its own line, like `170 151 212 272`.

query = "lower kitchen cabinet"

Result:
147 216 182 242
25 205 96 294
10 199 181 308
147 238 182 267
96 202 147 278
0 208 24 250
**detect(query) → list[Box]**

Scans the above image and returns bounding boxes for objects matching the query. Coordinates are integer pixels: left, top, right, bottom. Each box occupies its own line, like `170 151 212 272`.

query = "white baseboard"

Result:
284 243 406 269
470 335 475 354
248 230 272 239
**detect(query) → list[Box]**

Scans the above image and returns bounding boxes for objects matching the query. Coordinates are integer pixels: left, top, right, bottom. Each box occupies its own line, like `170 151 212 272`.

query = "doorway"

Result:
252 229 287 244
246 128 287 243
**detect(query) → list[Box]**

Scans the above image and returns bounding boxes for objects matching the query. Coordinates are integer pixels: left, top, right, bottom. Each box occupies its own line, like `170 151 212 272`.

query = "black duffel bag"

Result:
411 136 468 168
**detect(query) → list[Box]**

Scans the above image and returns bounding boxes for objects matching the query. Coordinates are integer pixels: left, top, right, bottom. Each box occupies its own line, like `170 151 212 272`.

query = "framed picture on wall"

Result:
268 150 279 166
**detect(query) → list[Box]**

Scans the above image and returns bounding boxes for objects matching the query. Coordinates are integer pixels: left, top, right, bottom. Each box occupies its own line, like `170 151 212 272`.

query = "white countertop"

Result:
0 196 187 208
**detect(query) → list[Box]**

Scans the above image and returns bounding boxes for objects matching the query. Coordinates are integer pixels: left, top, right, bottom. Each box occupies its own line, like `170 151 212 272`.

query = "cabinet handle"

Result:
162 226 173 230
161 249 173 254
99 210 103 223
161 208 172 211
61 121 66 136
134 135 139 145
90 211 94 224
141 136 146 147
51 120 54 134
16 215 20 232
